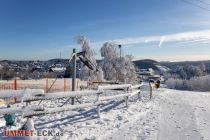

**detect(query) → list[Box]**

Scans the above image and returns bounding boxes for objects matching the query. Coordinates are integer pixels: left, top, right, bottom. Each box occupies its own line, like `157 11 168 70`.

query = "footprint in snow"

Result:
193 129 198 132
202 109 206 112
176 125 181 129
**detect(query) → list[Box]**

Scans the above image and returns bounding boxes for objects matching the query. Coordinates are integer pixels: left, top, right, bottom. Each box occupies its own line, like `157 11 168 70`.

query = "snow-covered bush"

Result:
187 75 210 91
165 78 187 90
166 75 210 91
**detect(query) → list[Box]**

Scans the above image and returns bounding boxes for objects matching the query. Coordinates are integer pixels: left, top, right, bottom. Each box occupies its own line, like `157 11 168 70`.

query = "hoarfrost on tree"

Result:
100 42 137 84
77 36 103 81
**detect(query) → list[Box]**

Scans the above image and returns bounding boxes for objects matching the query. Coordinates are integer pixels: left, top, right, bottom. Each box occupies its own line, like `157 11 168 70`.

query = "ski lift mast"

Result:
61 48 98 106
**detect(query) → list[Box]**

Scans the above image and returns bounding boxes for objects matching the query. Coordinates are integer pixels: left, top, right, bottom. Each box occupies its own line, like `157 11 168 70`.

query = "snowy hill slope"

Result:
0 88 210 140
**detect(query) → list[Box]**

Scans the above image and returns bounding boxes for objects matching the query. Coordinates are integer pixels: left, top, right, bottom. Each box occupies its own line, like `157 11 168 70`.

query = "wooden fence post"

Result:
76 79 79 91
14 79 17 102
64 78 66 92
125 96 128 107
14 79 17 90
70 79 72 91
97 105 101 118
149 83 152 99
124 87 130 107
138 91 141 100
46 78 48 93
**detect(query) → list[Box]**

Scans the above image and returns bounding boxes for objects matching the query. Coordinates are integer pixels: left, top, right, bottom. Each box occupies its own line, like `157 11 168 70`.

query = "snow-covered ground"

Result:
0 87 210 140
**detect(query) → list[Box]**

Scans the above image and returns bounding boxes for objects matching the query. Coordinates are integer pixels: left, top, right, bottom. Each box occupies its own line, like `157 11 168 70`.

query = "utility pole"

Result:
71 48 76 105
118 44 122 58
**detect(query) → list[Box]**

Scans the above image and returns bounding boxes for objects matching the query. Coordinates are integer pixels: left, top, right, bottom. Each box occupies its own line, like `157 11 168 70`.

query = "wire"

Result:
181 0 210 11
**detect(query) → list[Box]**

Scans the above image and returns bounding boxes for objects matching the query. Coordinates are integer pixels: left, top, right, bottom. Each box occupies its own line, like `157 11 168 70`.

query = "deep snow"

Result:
0 87 210 140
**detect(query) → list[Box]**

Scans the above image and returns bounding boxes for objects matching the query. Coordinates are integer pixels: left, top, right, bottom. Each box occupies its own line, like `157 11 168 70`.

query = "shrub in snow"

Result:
187 75 210 91
165 78 186 90
166 75 210 91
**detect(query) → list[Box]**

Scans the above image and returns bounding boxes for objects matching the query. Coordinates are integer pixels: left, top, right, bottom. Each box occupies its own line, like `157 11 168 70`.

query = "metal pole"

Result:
118 45 122 58
149 82 152 99
72 48 76 105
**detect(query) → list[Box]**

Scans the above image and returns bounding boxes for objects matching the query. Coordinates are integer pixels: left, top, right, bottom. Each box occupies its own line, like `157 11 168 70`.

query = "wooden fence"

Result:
0 83 152 129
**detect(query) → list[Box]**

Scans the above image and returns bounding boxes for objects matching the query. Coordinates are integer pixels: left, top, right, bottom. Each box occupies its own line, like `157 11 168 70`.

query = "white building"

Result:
137 68 154 76
51 64 66 73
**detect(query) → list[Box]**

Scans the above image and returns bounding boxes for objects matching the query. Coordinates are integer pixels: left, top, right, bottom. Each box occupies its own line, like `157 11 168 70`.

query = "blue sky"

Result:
0 0 210 61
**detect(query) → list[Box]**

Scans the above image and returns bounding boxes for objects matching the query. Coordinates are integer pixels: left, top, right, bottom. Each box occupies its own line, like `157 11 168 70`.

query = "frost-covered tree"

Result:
100 42 137 84
165 78 187 90
199 63 206 72
77 36 103 81
187 75 210 91
101 42 118 59
179 68 187 79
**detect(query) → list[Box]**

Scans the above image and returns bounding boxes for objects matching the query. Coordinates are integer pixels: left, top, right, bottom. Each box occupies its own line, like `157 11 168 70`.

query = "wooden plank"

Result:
0 105 44 115
0 89 44 98
98 84 131 90
23 102 103 117
131 84 143 89
100 93 130 101
25 90 101 102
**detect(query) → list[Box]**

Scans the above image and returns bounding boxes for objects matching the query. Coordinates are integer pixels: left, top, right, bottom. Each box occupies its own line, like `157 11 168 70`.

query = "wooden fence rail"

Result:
0 83 150 123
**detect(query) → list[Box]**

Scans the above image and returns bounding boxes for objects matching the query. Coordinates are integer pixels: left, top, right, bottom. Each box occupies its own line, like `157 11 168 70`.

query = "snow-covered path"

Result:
157 89 210 140
101 89 210 140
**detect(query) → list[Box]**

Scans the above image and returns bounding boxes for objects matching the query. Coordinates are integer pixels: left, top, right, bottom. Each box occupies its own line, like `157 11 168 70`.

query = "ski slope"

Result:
0 88 210 140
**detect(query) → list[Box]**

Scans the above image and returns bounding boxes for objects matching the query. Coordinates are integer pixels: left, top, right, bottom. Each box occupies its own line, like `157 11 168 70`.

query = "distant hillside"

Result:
160 60 210 69
133 59 159 70
133 59 170 73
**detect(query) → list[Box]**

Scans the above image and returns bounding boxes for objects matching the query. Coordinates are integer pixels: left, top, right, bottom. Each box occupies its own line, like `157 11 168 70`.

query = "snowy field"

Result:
0 86 210 140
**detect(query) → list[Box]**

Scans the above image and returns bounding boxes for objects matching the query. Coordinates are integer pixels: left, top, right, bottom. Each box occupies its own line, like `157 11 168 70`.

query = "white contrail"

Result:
106 29 210 46
159 36 165 48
